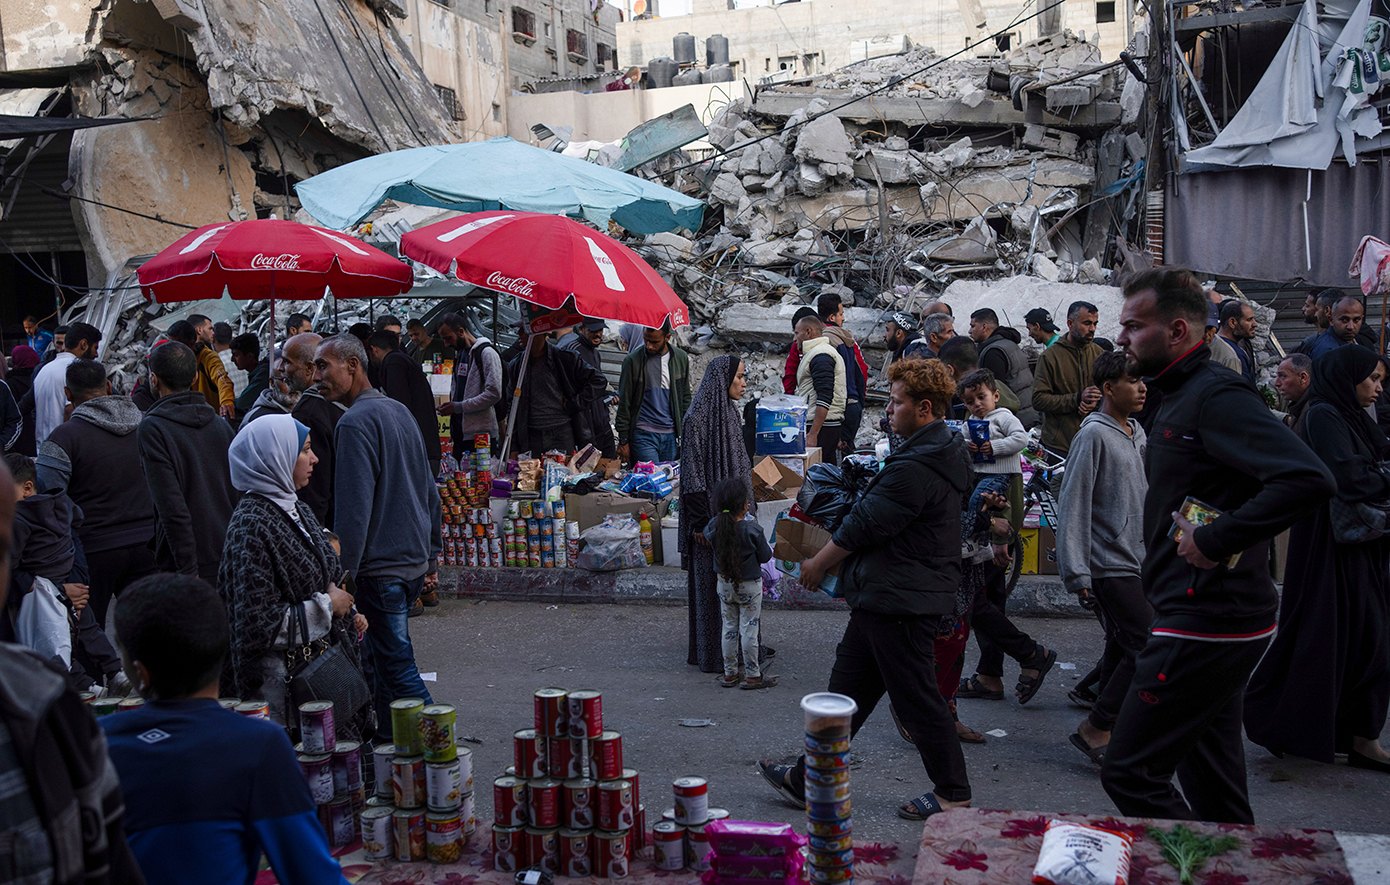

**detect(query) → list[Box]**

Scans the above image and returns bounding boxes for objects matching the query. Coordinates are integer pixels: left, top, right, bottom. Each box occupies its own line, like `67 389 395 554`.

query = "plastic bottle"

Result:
639 512 654 565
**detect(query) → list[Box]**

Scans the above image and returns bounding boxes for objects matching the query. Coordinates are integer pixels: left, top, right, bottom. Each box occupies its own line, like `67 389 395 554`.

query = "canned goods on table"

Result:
563 777 597 829
567 689 603 738
684 822 712 872
595 829 631 879
393 755 427 808
323 797 356 847
217 697 240 709
672 776 708 825
620 768 639 808
331 741 362 794
806 816 854 839
528 777 562 828
591 731 622 780
706 807 730 822
525 826 561 875
808 865 855 884
420 704 457 762
806 797 853 822
513 728 546 778
91 697 121 717
360 805 395 860
559 827 593 877
234 701 268 719
533 687 569 737
426 810 464 863
802 692 857 740
456 745 474 793
372 744 395 798
652 821 684 870
549 737 588 780
809 847 856 868
299 701 335 754
492 824 527 872
390 698 425 755
393 808 427 862
808 831 855 853
298 754 335 805
426 759 463 810
493 775 529 827
596 779 634 831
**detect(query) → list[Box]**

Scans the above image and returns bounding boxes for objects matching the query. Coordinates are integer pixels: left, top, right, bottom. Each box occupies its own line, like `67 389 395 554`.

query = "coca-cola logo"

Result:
486 271 536 296
251 253 301 270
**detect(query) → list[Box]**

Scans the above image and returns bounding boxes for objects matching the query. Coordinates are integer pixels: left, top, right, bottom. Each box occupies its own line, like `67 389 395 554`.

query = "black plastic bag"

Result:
796 463 859 531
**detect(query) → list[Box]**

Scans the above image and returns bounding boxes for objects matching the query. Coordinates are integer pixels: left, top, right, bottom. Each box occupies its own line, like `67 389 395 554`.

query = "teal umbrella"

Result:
294 137 705 235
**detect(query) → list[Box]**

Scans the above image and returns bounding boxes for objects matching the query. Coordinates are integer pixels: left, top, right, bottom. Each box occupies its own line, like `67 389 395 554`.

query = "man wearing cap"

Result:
1031 301 1103 467
564 318 619 459
885 312 932 364
1025 309 1062 348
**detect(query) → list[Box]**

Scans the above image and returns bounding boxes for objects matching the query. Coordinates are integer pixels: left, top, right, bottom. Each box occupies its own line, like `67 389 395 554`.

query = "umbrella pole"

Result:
500 332 533 460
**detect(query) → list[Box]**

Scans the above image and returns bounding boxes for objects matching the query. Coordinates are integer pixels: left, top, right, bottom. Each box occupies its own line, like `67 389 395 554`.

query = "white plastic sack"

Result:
15 576 72 668
576 521 647 571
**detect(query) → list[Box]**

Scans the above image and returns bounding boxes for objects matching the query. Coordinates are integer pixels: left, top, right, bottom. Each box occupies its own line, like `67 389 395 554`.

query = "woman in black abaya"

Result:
1244 344 1390 772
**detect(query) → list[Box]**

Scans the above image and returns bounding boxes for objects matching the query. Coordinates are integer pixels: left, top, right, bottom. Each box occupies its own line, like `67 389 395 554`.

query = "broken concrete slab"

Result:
792 113 854 167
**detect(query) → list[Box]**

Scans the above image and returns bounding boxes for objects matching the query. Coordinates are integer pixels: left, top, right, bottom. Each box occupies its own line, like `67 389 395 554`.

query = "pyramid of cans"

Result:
801 693 857 885
494 687 639 877
440 434 503 568
293 700 372 851
352 700 475 864
502 498 574 569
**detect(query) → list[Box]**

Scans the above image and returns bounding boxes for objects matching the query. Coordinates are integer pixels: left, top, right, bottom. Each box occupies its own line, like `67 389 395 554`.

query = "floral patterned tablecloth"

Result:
913 809 1355 885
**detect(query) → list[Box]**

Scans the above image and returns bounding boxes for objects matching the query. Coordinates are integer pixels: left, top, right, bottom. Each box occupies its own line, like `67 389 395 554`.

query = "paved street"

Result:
408 599 1390 840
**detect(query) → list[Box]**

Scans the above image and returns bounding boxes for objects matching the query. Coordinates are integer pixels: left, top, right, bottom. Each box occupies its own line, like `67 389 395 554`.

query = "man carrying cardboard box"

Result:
758 357 973 822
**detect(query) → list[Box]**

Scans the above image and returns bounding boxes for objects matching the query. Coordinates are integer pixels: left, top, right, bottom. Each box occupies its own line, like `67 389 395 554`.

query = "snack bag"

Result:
1167 495 1242 567
967 418 995 464
1032 820 1133 885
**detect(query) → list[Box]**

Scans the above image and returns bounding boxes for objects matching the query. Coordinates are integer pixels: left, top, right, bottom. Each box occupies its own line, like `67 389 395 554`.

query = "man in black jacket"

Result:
136 342 238 584
1107 267 1335 823
506 334 606 458
759 358 972 822
969 308 1037 427
369 330 442 476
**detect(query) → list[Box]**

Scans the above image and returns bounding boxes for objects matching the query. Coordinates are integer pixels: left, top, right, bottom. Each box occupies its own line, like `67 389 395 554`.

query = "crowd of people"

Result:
1 265 1388 881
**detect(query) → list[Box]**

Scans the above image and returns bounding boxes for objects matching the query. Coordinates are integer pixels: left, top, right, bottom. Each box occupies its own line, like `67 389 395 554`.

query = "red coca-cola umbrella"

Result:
399 211 689 330
137 218 413 306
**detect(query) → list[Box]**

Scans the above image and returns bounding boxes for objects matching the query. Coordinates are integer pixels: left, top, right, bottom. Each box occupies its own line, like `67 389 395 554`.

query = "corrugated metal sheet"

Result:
0 134 81 253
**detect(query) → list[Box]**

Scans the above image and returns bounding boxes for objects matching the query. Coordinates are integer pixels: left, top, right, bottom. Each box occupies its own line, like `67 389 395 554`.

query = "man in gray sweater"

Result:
314 333 441 727
1055 350 1150 765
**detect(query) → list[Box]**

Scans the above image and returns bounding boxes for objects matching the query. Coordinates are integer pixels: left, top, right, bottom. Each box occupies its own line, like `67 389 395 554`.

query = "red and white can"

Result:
684 822 712 872
234 701 269 719
672 776 708 825
563 777 597 829
426 810 464 864
595 829 631 879
525 826 561 875
559 827 593 877
298 701 335 754
567 689 604 738
549 737 589 780
514 728 547 778
591 731 623 780
393 755 427 808
492 824 527 872
596 780 634 831
298 753 334 805
622 768 640 809
528 777 562 828
392 807 426 861
634 805 647 850
494 775 529 827
534 687 569 737
652 821 684 870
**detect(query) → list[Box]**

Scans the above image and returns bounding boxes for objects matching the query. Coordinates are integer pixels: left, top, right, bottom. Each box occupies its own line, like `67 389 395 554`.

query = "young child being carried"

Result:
703 477 776 690
957 369 1030 479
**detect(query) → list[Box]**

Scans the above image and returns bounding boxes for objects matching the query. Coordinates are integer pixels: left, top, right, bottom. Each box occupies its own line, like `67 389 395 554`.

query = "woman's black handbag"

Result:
1329 459 1390 544
284 604 372 726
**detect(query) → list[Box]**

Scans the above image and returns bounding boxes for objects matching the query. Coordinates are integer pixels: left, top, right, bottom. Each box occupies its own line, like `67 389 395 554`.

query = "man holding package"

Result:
758 358 972 822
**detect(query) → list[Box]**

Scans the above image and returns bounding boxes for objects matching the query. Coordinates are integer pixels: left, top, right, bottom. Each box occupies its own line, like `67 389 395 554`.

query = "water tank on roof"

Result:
705 63 735 83
647 56 678 88
706 34 730 66
673 32 698 64
673 67 704 86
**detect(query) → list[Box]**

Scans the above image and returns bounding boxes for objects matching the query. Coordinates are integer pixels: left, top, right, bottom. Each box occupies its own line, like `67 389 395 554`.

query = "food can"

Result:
456 745 473 793
525 826 561 875
541 535 553 552
563 777 597 829
806 817 854 839
548 737 588 780
420 704 457 763
803 692 857 739
595 828 631 879
426 759 463 810
806 750 853 771
426 809 464 864
661 808 676 821
634 806 647 850
592 731 622 780
366 794 392 808
806 798 853 822
91 698 121 717
672 776 707 825
527 518 541 537
553 501 565 519
805 735 852 755
392 808 427 862
684 822 713 872
444 543 457 567
652 821 683 870
541 550 554 568
493 775 529 827
392 755 427 808
534 687 569 737
596 780 634 831
331 741 362 794
566 521 581 540
217 697 240 709
373 744 395 798
551 518 565 540
808 832 855 853
567 689 604 739
529 553 541 569
513 728 546 778
298 753 335 804
621 768 640 809
234 701 268 719
804 771 852 804
528 776 562 828
492 824 527 872
391 698 425 755
324 797 356 847
361 805 395 860
534 501 549 520
807 865 855 884
559 827 593 877
809 848 856 868
465 540 479 567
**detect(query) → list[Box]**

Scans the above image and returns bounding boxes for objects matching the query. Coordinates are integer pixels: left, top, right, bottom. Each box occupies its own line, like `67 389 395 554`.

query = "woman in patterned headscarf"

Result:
680 355 754 673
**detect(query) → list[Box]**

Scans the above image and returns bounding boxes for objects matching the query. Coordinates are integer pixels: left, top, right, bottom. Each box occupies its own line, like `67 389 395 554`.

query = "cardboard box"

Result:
752 456 803 502
773 515 842 596
773 447 823 478
1019 526 1058 575
564 492 669 563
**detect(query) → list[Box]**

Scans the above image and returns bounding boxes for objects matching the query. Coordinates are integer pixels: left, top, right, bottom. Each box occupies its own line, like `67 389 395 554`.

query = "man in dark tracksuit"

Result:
759 358 972 820
1107 267 1334 823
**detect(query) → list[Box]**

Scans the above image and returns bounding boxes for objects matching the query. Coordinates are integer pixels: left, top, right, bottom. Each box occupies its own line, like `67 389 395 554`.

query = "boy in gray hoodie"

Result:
1055 351 1151 765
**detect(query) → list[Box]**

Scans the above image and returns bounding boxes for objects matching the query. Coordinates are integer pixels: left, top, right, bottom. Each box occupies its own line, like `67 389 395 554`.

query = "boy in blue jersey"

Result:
101 573 348 885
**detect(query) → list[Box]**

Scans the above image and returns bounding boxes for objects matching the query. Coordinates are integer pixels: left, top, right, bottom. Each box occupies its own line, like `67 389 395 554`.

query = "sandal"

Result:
1067 687 1097 710
889 704 914 743
957 723 987 744
898 793 952 821
740 675 778 690
1068 732 1106 765
757 760 805 808
1015 647 1057 705
717 674 741 688
957 676 1005 701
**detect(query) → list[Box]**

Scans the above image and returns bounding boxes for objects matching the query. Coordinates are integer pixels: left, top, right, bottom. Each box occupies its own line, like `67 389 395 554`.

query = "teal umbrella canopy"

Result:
295 137 705 235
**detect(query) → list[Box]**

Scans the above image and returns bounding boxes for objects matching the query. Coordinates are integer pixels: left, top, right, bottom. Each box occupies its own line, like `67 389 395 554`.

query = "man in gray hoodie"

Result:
1055 350 1151 765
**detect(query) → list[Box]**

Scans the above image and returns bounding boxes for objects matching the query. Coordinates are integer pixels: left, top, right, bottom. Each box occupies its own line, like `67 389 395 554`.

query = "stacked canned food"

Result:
502 499 570 569
801 693 857 885
651 780 730 873
292 700 369 850
493 687 640 878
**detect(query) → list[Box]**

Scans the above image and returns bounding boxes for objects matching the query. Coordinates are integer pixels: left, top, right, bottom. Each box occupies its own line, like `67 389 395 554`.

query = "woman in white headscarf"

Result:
220 414 357 728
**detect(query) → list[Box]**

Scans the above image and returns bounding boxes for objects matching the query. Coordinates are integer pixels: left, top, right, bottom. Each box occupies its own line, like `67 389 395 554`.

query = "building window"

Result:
428 0 452 6
546 47 559 75
484 0 493 12
596 43 613 70
492 103 502 122
434 84 465 120
566 28 589 62
1095 1 1115 21
777 55 795 71
544 21 552 36
511 7 536 36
